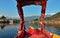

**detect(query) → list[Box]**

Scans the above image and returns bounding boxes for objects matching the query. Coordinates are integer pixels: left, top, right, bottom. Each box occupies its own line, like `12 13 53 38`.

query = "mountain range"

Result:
45 12 60 21
5 12 60 21
6 15 52 21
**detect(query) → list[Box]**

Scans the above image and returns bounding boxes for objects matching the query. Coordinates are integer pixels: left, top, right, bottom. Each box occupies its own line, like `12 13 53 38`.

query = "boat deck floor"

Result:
15 26 52 38
25 28 52 38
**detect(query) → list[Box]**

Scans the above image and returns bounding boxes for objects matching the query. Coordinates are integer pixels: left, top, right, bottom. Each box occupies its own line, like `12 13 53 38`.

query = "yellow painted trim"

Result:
52 34 60 38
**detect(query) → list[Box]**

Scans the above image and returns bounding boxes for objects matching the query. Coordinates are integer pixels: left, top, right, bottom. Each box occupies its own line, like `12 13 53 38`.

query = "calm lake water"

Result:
0 23 60 38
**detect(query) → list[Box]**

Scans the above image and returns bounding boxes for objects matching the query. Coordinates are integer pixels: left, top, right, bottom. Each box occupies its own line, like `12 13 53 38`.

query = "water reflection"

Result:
0 23 8 29
0 23 18 38
45 24 60 35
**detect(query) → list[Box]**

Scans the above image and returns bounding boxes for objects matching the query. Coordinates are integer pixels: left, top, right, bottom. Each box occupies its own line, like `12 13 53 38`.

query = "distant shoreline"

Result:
45 21 60 24
32 20 60 28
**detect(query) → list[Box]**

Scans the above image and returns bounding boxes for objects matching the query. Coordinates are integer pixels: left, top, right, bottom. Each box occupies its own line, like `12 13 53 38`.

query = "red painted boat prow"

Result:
15 26 52 38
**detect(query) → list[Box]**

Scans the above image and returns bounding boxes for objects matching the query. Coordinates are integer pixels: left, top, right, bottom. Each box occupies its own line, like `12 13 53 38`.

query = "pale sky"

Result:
0 0 60 18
